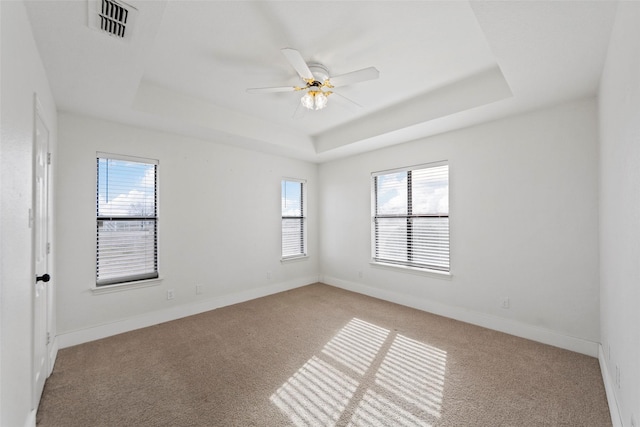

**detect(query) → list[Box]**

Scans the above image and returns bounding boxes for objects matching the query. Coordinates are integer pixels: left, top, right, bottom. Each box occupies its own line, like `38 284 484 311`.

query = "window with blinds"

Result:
282 179 306 259
372 162 449 272
96 154 158 286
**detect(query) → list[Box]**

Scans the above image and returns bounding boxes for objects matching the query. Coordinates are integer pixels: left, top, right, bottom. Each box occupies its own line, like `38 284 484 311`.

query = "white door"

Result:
33 102 50 408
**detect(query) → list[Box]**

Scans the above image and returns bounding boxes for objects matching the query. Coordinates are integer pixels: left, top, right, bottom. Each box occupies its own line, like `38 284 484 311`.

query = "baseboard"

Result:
25 410 36 427
48 338 58 376
57 274 599 357
57 276 318 349
599 344 623 427
323 276 599 357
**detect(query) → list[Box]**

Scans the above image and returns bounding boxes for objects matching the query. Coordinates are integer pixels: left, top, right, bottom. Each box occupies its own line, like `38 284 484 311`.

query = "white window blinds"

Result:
282 179 306 259
373 163 449 272
96 154 158 286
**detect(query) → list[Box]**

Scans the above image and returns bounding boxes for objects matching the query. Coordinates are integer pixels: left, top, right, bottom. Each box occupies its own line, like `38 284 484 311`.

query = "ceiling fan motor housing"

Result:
307 63 330 86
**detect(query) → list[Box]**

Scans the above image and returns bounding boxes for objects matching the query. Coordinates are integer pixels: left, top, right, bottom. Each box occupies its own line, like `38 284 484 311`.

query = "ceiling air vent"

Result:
88 0 137 42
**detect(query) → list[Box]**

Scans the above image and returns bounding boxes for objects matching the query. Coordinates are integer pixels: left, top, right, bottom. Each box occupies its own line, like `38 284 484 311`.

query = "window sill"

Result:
281 255 309 263
91 277 163 295
370 261 452 280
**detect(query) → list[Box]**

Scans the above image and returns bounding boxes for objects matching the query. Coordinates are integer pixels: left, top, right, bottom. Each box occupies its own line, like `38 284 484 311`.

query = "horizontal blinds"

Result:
282 218 305 258
374 217 407 262
410 217 449 270
97 157 158 286
411 166 449 215
282 180 305 258
374 163 449 272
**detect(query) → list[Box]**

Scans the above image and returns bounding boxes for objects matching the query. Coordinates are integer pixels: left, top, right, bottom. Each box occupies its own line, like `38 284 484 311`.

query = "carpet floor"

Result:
37 283 611 426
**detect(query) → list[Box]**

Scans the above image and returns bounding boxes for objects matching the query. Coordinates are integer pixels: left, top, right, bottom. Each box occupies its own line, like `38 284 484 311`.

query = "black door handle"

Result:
36 273 50 283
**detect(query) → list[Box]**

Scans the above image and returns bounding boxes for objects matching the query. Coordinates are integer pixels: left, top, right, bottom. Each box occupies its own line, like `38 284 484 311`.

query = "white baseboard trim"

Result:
48 338 58 376
323 276 599 357
599 344 623 427
57 276 318 349
25 410 36 427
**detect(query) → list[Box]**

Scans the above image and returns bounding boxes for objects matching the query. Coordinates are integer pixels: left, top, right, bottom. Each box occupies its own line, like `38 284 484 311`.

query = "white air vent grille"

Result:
99 0 129 38
88 0 137 42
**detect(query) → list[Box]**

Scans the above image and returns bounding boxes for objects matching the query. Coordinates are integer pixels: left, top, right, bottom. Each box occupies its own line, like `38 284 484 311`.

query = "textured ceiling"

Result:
25 1 618 162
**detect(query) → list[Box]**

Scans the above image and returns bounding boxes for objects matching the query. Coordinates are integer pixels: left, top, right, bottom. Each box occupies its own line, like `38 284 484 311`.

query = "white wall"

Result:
319 98 600 355
599 2 640 426
56 113 318 343
0 1 58 426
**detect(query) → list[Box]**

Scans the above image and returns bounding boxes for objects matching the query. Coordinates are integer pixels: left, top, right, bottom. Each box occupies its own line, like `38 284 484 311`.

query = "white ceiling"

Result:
25 1 618 163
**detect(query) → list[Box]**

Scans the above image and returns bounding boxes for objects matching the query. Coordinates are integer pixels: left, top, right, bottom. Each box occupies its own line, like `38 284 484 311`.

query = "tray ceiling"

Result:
25 1 618 162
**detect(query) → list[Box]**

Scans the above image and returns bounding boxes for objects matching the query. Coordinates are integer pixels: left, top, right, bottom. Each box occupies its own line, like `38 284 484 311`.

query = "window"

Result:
96 153 158 286
281 179 306 259
372 162 449 272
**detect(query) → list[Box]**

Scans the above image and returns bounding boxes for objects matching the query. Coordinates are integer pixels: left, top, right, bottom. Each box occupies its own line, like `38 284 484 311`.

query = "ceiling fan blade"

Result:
246 86 297 94
292 101 306 119
332 91 363 108
329 67 379 88
281 48 314 81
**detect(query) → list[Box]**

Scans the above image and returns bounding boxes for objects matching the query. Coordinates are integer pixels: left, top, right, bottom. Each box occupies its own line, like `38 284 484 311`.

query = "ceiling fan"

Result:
247 48 379 111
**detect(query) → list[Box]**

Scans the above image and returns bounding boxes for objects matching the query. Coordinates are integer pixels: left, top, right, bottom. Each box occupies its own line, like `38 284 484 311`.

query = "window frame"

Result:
371 161 450 275
281 178 307 261
95 152 160 288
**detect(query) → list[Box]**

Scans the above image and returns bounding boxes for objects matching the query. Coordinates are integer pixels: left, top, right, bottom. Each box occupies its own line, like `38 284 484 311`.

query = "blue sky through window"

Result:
281 180 302 217
98 158 156 217
376 172 407 215
376 167 448 215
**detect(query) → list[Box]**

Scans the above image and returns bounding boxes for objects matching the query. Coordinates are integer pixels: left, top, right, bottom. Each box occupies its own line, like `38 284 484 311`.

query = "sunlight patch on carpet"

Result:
321 318 390 375
348 389 430 427
271 318 447 426
375 334 446 419
270 355 358 426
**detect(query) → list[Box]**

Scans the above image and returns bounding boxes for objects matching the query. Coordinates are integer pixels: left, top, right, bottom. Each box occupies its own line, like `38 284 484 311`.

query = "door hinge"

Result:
47 152 51 165
47 242 51 254
46 332 51 345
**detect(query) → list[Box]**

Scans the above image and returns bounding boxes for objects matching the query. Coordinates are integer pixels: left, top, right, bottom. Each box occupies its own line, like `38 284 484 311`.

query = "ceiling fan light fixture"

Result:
301 89 330 110
301 92 315 109
314 92 328 110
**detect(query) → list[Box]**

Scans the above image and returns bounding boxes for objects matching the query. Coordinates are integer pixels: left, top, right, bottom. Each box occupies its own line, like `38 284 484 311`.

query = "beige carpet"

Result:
37 283 611 426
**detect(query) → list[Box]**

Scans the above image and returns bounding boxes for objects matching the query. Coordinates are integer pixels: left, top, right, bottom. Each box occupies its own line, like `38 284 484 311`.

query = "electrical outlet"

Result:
500 297 510 309
167 289 174 300
267 271 272 280
358 270 363 279
195 284 203 295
